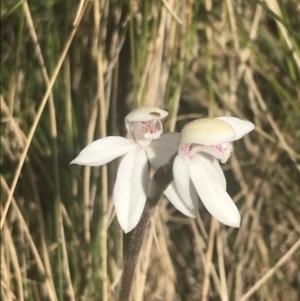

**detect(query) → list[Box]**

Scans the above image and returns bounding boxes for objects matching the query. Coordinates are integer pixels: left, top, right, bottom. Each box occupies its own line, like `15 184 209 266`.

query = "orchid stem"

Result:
118 204 153 301
117 156 175 301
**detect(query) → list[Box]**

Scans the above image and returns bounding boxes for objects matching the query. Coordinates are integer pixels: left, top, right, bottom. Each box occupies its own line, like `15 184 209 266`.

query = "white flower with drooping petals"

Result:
169 117 255 227
71 106 178 233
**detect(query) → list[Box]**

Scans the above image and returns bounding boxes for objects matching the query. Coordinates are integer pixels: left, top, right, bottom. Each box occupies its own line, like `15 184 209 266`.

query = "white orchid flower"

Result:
170 117 255 227
71 106 178 233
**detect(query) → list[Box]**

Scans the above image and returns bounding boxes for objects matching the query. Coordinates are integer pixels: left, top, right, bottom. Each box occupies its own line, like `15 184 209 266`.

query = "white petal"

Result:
173 154 193 203
70 137 137 166
164 183 196 217
146 133 180 169
190 155 240 227
190 182 200 210
179 118 235 147
114 148 148 233
210 157 227 189
215 116 255 140
198 154 227 189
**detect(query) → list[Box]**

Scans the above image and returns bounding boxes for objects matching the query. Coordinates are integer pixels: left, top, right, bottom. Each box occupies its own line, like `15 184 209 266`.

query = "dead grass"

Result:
1 0 300 300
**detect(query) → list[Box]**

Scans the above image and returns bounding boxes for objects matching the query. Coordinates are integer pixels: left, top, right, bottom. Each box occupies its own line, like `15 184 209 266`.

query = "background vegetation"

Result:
1 0 300 300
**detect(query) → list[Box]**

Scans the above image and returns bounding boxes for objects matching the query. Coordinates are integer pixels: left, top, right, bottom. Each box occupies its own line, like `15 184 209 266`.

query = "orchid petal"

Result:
216 117 255 140
190 182 200 210
70 137 137 166
164 183 196 217
190 155 240 227
146 133 180 169
114 148 148 233
195 154 226 189
210 157 227 189
179 119 235 148
173 155 192 203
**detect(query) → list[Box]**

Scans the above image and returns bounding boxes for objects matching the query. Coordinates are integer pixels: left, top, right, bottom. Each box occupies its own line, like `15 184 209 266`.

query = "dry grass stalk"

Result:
1 0 299 300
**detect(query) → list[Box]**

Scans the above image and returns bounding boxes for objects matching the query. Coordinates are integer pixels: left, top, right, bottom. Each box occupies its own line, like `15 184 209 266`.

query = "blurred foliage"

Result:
1 0 300 301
